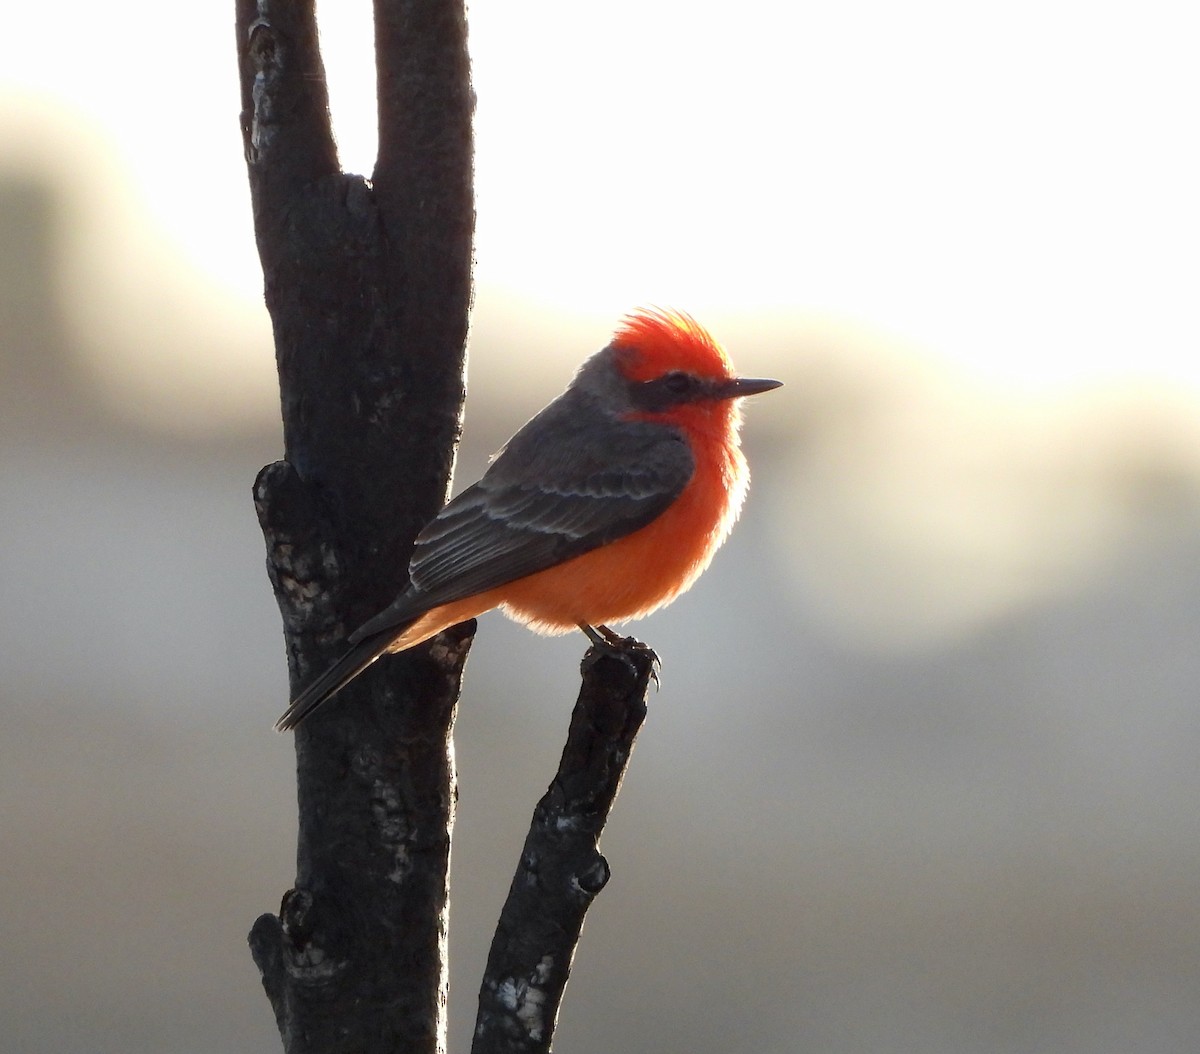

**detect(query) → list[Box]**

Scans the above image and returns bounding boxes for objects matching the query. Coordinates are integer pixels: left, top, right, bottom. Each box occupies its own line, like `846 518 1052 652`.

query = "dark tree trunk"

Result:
236 6 657 1052
235 2 474 1052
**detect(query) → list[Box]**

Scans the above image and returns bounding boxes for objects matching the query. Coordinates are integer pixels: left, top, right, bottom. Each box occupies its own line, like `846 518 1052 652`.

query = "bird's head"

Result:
595 308 781 435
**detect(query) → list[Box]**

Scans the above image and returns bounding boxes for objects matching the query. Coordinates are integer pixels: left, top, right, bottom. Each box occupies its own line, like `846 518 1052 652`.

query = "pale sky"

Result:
2 0 1197 394
3 1 1199 648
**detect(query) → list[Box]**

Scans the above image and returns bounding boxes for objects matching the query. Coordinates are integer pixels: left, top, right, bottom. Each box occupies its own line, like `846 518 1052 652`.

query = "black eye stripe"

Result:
631 372 708 411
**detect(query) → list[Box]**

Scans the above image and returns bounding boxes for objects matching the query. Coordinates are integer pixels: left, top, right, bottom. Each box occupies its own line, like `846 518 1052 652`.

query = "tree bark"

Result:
472 642 657 1054
235 2 474 1052
237 5 660 1051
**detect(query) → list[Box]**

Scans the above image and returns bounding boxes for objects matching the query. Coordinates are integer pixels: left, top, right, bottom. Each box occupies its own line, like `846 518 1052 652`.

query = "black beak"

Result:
714 376 783 400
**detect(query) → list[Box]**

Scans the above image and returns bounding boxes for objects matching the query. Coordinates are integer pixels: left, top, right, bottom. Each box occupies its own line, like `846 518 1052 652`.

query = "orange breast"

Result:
501 438 745 629
387 436 748 651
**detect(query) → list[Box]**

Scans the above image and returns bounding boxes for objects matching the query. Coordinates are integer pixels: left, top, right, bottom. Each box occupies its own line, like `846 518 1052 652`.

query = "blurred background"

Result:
3 2 1199 1052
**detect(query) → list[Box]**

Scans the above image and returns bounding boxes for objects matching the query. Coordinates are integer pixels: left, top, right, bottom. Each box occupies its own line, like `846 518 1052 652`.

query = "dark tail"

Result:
273 633 393 732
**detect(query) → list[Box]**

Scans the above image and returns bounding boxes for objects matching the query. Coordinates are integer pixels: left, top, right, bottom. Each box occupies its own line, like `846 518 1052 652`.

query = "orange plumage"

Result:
275 308 779 730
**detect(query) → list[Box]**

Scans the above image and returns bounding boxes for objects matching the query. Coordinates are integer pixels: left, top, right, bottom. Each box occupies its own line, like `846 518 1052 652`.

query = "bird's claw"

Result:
580 624 661 688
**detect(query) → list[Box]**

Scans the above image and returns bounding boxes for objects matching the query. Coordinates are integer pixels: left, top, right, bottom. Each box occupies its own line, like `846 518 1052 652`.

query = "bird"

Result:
275 308 780 731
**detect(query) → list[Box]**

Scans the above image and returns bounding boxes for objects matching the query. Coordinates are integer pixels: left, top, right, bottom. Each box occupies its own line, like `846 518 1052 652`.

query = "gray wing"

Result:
349 391 694 643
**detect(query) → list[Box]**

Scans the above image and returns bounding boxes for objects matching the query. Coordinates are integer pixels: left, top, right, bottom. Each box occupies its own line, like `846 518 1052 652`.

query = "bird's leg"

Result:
595 624 628 645
577 623 661 688
579 622 610 648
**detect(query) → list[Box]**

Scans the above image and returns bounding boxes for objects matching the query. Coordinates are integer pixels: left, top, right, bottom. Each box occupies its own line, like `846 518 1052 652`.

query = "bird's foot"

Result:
579 623 661 688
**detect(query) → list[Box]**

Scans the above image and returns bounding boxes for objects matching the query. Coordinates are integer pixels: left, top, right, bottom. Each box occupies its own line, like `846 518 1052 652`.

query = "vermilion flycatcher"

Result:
275 308 780 731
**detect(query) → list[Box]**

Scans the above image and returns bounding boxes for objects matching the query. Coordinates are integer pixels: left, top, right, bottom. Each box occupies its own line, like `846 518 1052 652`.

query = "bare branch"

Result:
236 0 339 186
473 640 657 1054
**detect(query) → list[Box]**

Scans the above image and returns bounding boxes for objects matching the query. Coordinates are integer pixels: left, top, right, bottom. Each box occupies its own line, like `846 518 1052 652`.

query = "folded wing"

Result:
351 396 694 642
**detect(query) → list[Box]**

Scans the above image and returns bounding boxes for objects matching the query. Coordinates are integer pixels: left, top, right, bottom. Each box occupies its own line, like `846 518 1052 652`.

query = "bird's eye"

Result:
632 370 703 411
662 371 694 395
